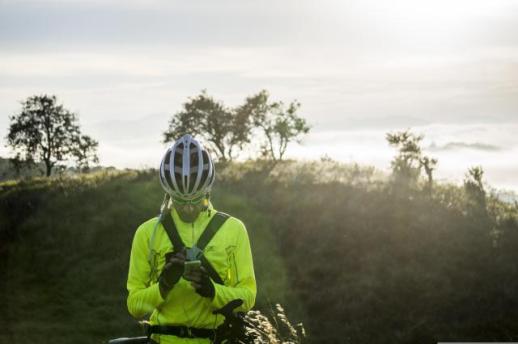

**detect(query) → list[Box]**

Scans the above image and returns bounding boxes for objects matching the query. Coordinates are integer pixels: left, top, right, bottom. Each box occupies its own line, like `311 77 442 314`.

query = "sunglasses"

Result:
171 194 206 206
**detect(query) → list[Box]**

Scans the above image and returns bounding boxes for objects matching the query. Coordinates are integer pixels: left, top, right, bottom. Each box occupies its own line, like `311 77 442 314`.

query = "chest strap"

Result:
160 211 230 285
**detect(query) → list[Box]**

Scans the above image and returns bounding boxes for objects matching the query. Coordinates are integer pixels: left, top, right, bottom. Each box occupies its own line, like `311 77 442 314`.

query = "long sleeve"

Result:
126 224 164 319
210 222 256 312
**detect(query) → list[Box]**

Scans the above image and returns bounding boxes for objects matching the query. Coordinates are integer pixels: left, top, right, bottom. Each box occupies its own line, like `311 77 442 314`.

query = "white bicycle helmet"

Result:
159 134 215 200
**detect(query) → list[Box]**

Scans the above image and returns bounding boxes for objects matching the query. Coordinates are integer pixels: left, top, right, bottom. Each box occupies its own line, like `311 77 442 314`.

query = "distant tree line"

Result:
1 91 497 197
4 90 311 177
386 129 488 207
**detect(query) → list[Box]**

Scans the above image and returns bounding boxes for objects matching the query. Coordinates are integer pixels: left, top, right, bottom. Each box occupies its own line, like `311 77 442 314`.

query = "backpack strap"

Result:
159 211 230 285
200 255 223 285
196 212 230 285
160 211 185 252
197 212 230 250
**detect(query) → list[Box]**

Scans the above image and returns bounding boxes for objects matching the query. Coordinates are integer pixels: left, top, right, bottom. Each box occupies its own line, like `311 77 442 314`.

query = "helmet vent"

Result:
159 134 215 198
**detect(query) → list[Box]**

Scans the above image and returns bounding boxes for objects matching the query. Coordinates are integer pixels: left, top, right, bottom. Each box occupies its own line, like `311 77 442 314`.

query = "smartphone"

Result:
184 260 201 275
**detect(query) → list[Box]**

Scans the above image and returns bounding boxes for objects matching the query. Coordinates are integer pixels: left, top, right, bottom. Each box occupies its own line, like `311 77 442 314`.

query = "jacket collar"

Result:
170 200 216 230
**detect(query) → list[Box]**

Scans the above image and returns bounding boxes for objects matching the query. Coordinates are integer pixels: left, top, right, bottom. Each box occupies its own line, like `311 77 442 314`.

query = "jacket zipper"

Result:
191 222 194 246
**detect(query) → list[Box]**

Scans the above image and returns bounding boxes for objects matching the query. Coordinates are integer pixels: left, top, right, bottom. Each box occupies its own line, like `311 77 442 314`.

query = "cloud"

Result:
88 112 169 143
428 141 502 152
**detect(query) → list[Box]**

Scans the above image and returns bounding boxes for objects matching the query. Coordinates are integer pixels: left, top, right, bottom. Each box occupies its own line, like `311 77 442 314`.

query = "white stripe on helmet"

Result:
159 134 215 199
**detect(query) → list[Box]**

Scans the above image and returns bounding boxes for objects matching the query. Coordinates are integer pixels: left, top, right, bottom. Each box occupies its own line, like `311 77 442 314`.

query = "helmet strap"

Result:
160 193 171 214
203 193 210 208
203 192 211 214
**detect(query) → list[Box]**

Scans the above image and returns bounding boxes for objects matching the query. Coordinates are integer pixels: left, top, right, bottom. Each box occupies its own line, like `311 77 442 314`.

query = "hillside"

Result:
2 160 518 344
0 168 299 344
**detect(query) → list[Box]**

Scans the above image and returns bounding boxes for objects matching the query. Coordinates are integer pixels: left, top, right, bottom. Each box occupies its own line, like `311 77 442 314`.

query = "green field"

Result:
2 160 518 343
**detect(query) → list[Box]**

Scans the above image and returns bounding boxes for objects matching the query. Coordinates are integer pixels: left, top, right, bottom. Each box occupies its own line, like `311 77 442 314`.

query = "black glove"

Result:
158 250 186 297
183 265 215 299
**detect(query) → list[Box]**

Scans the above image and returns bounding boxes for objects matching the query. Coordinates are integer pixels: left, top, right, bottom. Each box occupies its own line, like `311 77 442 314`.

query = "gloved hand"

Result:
183 265 215 299
158 249 186 298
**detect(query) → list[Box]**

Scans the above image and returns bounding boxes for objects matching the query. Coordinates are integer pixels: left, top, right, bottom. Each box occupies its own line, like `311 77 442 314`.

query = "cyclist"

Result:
126 134 256 343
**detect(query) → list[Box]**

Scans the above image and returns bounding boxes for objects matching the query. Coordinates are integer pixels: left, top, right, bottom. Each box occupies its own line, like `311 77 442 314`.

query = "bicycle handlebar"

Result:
107 336 149 344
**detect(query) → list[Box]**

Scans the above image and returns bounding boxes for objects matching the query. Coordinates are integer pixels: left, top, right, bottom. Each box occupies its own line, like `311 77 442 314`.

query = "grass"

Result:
2 160 518 343
1 168 302 344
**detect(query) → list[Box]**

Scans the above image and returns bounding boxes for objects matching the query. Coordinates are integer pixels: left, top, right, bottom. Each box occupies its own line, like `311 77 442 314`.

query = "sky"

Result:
0 0 517 192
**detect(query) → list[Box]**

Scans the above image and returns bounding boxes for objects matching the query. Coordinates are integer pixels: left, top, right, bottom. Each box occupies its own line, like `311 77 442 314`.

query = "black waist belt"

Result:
146 325 216 340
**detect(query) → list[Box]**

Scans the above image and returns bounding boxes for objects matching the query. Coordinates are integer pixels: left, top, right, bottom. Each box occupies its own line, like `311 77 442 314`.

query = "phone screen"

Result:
184 260 201 274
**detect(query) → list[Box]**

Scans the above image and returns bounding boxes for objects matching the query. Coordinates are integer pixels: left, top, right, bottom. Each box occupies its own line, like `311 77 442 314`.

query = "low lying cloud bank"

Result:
428 141 502 152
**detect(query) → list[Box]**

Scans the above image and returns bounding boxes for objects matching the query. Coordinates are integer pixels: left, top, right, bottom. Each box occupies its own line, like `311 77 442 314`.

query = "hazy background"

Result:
1 0 517 190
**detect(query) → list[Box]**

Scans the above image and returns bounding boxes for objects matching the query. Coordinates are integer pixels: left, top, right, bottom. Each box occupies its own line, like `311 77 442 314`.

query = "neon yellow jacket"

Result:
126 202 256 343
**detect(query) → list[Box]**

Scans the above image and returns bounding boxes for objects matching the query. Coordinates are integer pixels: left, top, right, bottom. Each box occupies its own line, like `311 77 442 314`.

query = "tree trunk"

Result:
45 160 52 176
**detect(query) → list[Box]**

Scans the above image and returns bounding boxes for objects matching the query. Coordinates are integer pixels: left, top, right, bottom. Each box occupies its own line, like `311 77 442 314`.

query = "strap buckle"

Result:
186 246 203 261
179 326 193 338
138 320 152 337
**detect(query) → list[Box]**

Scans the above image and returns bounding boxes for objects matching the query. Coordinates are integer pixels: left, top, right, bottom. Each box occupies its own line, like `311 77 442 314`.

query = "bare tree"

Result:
420 156 438 194
464 165 487 213
386 130 437 192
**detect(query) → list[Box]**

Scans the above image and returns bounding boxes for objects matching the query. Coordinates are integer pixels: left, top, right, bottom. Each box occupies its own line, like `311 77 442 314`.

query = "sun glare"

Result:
358 0 510 44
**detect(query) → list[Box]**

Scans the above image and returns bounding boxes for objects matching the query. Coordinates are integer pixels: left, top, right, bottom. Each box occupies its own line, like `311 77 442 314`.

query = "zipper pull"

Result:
192 221 195 246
